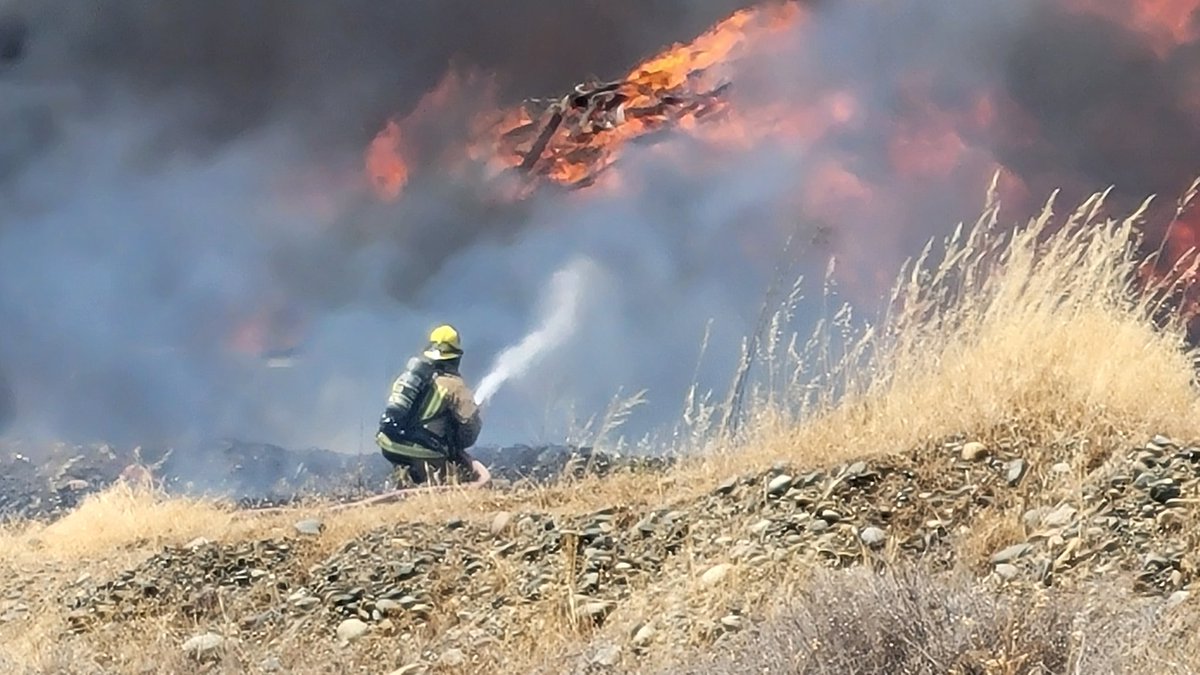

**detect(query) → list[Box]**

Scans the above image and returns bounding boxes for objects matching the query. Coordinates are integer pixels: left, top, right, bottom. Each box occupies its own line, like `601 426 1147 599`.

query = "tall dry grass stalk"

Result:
712 177 1200 472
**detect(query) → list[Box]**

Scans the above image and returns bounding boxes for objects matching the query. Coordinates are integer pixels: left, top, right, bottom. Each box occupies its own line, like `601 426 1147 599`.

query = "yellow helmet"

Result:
424 324 463 360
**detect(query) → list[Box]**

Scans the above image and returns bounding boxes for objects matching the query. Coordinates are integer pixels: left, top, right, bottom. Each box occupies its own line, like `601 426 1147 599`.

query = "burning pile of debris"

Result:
491 74 732 191
357 0 1200 343
366 2 801 200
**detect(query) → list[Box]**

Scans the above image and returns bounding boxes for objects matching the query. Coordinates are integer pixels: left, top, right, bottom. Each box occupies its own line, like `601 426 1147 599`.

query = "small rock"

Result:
294 597 320 611
1167 590 1190 608
715 477 738 495
767 474 793 496
182 633 225 660
1151 434 1175 448
440 649 466 667
1006 459 1028 487
184 537 211 550
376 599 402 615
294 519 324 536
1143 553 1171 570
720 614 744 631
796 471 823 487
961 442 988 461
807 520 829 533
260 657 282 672
1150 480 1182 504
1022 508 1048 528
991 543 1033 564
490 511 513 535
632 624 656 646
748 519 773 536
994 564 1019 580
336 618 369 643
1042 504 1078 528
576 601 611 619
1051 462 1071 474
591 645 621 667
819 509 843 523
700 563 733 587
859 527 887 547
330 593 357 606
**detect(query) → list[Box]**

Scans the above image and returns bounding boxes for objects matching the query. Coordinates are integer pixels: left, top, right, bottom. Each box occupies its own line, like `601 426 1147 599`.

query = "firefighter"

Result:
375 324 485 486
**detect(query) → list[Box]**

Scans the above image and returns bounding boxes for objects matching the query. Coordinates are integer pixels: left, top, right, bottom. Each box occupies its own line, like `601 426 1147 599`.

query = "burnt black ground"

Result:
0 439 673 521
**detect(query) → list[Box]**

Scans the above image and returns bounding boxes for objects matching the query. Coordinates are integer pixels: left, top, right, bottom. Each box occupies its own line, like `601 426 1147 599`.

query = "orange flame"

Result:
365 120 408 201
364 2 807 200
365 71 494 201
503 2 805 188
357 0 1200 332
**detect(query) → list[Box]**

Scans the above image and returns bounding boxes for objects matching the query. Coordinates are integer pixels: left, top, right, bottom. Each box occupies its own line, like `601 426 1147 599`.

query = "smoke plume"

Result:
1 0 1199 463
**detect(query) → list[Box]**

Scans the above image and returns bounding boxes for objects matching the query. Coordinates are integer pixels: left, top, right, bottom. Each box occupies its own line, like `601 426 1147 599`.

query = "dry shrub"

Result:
661 563 1182 675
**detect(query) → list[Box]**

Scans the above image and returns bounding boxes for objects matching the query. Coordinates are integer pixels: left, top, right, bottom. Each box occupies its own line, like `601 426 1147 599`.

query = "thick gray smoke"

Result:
2 0 1199 460
0 0 779 451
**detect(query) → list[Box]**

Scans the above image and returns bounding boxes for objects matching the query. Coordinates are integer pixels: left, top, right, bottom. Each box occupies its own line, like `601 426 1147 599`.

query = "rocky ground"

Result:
0 440 670 521
7 432 1198 672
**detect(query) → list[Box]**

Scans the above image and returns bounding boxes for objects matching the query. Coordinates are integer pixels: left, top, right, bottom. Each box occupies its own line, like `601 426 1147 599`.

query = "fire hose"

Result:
232 457 491 517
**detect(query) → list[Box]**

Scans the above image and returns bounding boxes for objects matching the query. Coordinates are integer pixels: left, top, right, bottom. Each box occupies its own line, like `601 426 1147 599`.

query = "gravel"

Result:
41 433 1200 666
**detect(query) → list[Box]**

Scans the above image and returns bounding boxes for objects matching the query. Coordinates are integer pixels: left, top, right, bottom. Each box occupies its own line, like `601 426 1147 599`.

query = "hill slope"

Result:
4 185 1200 674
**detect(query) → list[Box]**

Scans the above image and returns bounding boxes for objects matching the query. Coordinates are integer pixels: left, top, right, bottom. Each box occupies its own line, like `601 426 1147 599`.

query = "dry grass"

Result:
4 181 1200 673
658 563 1193 675
678 180 1200 488
0 482 240 567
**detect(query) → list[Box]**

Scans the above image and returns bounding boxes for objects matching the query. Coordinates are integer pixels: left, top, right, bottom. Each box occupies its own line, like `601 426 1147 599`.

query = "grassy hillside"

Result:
4 181 1200 674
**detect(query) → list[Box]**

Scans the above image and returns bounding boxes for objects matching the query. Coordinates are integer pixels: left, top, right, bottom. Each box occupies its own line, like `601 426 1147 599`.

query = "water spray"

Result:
473 258 591 407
